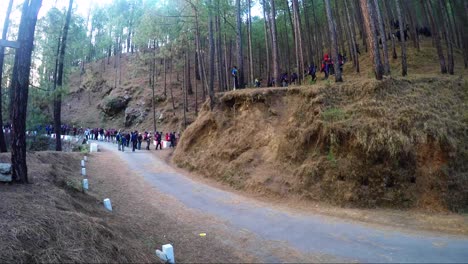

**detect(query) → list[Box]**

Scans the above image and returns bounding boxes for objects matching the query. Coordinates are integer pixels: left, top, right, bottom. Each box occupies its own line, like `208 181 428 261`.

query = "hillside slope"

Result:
173 76 468 212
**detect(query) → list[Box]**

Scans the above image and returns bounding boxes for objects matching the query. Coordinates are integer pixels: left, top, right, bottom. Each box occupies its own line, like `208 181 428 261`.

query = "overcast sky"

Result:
0 0 112 36
0 0 263 40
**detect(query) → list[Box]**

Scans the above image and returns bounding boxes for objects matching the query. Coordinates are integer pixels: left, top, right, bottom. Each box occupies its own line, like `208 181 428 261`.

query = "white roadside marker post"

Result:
84 156 88 162
103 198 112 211
82 179 88 192
81 167 86 176
81 160 85 167
156 244 175 263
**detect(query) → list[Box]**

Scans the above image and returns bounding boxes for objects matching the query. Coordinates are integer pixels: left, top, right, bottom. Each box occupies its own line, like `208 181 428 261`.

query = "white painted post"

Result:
81 160 85 167
82 179 89 191
81 167 86 176
155 250 168 262
162 244 175 264
103 198 112 211
84 156 88 162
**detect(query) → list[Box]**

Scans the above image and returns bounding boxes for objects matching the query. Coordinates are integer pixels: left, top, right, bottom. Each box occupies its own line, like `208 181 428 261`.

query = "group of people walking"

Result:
230 52 346 89
114 130 179 152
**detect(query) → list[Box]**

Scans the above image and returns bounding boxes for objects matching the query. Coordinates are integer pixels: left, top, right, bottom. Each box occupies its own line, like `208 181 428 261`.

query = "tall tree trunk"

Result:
324 0 343 82
209 0 215 109
422 0 447 73
163 57 167 96
152 61 157 133
194 53 198 114
186 47 193 95
438 0 454 74
403 1 419 51
269 0 280 86
235 0 244 88
395 0 407 76
373 0 390 75
382 0 397 59
54 0 73 152
302 0 314 65
223 34 229 90
215 8 225 91
292 0 304 83
10 0 42 183
311 0 322 66
262 0 271 85
0 0 14 153
247 0 254 86
344 0 359 73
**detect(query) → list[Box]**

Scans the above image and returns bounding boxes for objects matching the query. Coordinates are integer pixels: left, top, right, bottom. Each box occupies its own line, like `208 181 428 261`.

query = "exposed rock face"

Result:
99 96 130 116
124 107 148 127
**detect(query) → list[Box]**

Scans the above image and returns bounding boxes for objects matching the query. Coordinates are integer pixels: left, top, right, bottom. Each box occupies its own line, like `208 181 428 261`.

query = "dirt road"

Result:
96 141 468 263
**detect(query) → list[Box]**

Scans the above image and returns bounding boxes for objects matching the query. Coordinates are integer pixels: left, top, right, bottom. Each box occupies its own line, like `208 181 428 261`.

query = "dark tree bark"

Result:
54 0 73 152
395 0 407 76
360 0 383 80
247 0 254 86
302 0 314 65
438 0 454 74
262 0 271 85
269 0 280 86
422 0 447 73
0 0 14 153
382 0 397 59
324 0 343 82
235 0 244 88
373 0 390 75
10 0 42 183
292 0 304 84
344 0 359 72
208 0 215 109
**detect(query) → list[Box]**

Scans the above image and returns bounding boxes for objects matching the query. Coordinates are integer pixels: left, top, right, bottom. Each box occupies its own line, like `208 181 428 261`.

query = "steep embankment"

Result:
174 76 468 212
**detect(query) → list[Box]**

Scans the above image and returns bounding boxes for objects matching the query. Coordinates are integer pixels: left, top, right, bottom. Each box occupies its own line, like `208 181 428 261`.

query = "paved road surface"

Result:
99 142 468 263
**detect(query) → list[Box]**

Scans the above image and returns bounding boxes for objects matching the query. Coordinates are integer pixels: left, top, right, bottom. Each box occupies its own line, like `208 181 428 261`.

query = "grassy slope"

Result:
172 40 468 212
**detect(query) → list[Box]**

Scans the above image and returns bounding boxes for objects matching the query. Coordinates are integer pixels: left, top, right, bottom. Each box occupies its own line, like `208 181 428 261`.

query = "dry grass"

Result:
174 75 468 212
0 152 155 263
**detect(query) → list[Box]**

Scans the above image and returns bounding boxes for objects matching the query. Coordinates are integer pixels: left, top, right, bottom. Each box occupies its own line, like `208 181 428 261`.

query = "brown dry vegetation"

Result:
0 152 155 263
173 76 468 212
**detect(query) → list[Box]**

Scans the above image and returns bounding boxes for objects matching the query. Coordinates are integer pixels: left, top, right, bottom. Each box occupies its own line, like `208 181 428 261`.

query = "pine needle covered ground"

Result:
174 75 468 212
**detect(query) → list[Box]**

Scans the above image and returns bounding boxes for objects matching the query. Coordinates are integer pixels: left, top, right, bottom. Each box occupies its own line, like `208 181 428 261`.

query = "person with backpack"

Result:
131 131 138 152
321 54 332 79
116 131 122 151
231 66 239 90
155 132 162 150
308 64 317 82
145 132 151 150
121 132 126 152
137 133 143 150
125 133 130 147
254 78 261 88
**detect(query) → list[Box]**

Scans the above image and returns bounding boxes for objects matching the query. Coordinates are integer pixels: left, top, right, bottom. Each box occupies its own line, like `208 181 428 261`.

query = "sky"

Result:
0 0 263 39
0 0 112 35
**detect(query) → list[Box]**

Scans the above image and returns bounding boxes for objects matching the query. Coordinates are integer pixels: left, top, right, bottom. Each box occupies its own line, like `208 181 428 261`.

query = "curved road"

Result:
99 142 468 263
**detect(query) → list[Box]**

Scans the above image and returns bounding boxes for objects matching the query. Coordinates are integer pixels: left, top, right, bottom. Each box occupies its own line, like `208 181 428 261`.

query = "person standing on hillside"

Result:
231 66 239 90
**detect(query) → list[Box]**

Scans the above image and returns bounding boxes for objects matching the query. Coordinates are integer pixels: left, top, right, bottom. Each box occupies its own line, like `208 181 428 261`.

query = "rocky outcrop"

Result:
124 107 148 127
99 95 131 116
